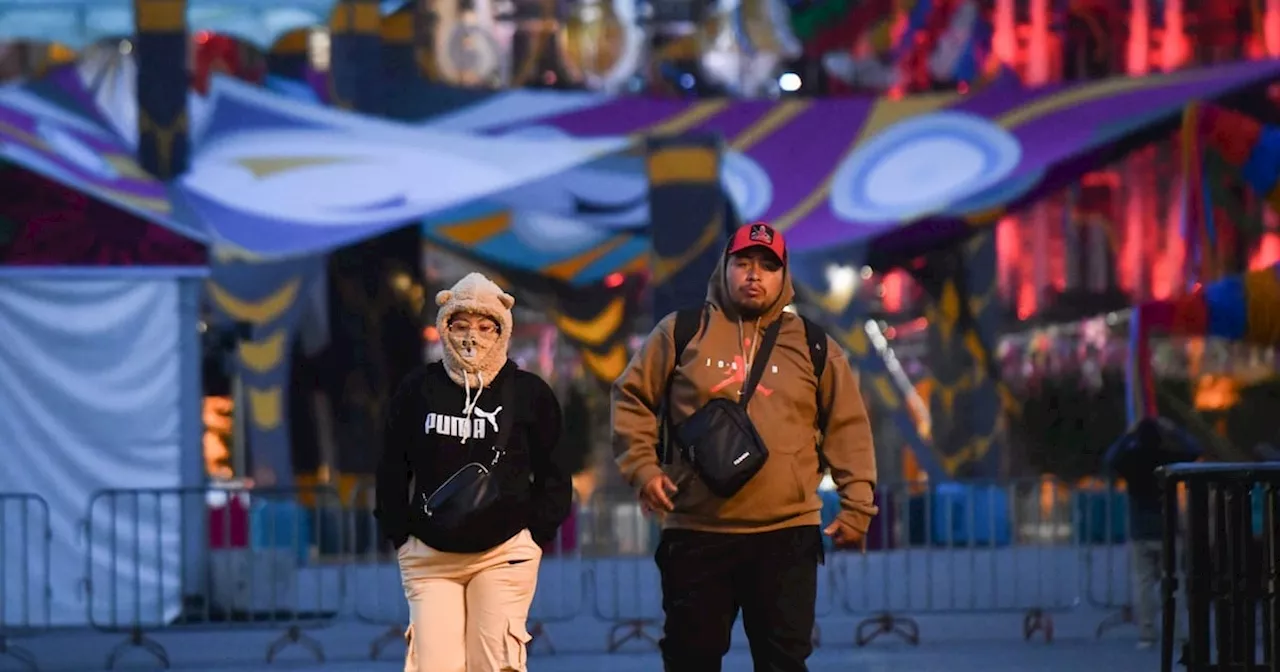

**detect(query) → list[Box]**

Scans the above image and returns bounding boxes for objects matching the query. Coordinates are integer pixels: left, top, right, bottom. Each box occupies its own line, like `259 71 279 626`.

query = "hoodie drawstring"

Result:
736 317 762 395
460 372 485 443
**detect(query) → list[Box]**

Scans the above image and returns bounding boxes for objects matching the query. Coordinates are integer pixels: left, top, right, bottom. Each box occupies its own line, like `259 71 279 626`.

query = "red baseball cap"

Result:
727 222 786 262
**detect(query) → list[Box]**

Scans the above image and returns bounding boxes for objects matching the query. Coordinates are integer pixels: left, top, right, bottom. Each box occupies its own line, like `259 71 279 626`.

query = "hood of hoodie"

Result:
435 272 515 388
705 238 795 324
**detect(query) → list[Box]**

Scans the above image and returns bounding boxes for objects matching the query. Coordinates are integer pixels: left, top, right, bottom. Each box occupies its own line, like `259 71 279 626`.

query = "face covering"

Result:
446 318 501 367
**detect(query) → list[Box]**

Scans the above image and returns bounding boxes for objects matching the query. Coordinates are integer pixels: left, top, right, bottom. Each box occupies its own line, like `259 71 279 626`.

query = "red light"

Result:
196 31 211 44
604 273 624 289
957 81 969 94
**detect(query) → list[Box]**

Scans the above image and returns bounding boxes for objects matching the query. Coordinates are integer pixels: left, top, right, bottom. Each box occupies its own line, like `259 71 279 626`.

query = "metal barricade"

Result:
583 497 663 652
1074 484 1138 638
527 502 588 655
839 478 1080 645
0 493 51 672
1159 464 1280 672
82 485 344 669
811 549 840 648
346 478 409 661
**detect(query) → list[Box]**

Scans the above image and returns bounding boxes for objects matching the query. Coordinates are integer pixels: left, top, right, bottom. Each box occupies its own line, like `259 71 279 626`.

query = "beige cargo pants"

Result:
399 529 541 672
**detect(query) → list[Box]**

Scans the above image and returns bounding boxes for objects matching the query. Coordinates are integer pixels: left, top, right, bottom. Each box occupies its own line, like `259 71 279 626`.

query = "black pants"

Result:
656 525 822 672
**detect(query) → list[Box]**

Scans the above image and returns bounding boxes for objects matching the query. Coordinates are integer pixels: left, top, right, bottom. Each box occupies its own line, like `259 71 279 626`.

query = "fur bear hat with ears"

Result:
435 272 516 386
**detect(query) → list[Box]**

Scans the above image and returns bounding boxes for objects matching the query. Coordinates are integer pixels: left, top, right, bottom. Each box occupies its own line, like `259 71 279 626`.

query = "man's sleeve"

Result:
817 335 879 533
610 314 678 490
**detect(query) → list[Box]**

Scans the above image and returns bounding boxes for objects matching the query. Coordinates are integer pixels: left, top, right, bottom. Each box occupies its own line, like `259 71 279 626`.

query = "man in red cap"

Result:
612 221 878 671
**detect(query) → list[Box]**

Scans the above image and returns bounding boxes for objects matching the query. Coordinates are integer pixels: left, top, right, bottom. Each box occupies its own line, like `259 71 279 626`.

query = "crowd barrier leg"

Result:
606 619 661 653
104 625 169 670
1022 607 1054 642
0 637 39 672
265 625 326 663
1094 605 1134 638
854 613 920 647
371 624 408 661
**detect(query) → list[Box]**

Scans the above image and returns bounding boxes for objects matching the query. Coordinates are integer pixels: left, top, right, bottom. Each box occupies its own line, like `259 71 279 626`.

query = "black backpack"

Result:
661 307 833 469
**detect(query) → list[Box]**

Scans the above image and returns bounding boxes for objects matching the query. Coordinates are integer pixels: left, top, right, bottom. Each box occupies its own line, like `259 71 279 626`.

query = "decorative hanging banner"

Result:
267 29 311 80
381 5 416 89
207 255 324 489
549 275 642 385
912 229 1005 478
647 134 727 325
134 0 191 179
329 0 384 113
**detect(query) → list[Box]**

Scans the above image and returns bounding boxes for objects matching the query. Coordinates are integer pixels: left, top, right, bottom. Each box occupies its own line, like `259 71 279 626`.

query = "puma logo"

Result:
474 405 503 433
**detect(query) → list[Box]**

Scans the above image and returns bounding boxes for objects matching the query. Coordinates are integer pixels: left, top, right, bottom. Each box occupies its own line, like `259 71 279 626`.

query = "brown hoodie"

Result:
611 242 878 534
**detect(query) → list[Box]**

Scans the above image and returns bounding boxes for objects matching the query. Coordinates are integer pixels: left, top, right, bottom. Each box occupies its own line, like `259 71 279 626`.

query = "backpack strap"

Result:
801 316 832 472
672 308 703 363
660 307 706 464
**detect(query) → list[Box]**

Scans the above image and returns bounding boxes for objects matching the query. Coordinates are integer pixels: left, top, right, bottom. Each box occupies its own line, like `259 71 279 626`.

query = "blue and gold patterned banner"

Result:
267 29 310 80
207 255 323 489
380 4 416 88
647 134 726 324
329 0 384 113
914 230 1005 477
134 0 190 179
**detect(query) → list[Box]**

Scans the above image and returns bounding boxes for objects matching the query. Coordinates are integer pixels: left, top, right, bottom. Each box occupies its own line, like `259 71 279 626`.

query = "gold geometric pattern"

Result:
208 277 300 325
582 343 629 383
553 297 626 348
248 385 282 430
137 109 189 179
239 329 287 373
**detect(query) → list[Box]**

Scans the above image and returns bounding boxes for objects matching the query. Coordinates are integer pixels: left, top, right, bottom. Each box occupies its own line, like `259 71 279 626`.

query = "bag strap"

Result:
801 316 830 435
660 307 706 465
739 318 783 407
486 377 519 467
800 316 834 472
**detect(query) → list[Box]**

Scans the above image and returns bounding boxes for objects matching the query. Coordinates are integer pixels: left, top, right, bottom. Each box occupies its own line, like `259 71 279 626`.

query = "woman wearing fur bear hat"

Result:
375 272 570 672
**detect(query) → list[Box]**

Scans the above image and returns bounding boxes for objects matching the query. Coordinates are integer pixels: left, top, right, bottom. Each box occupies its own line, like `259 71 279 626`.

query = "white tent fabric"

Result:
75 41 213 153
0 275 193 627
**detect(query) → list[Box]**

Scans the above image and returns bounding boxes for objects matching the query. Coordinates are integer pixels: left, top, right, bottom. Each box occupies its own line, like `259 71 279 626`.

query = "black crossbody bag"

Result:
421 382 516 532
672 318 783 498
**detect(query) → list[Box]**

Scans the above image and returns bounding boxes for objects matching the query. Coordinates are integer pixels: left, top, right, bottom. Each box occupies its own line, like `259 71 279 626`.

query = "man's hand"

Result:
639 474 678 515
823 519 866 550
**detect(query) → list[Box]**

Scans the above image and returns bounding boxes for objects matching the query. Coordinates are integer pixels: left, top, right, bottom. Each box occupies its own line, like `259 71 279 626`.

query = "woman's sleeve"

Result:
375 371 420 549
528 376 571 546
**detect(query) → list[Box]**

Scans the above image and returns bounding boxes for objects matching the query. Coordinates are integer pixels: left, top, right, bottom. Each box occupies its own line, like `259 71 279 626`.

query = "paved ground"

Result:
3 610 1169 671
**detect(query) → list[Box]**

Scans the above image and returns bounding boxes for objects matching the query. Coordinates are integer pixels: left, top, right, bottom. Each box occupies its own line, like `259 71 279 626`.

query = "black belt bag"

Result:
421 382 515 532
674 319 782 499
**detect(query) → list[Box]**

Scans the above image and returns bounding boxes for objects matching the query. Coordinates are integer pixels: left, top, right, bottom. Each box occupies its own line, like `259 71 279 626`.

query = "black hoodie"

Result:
375 360 570 553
